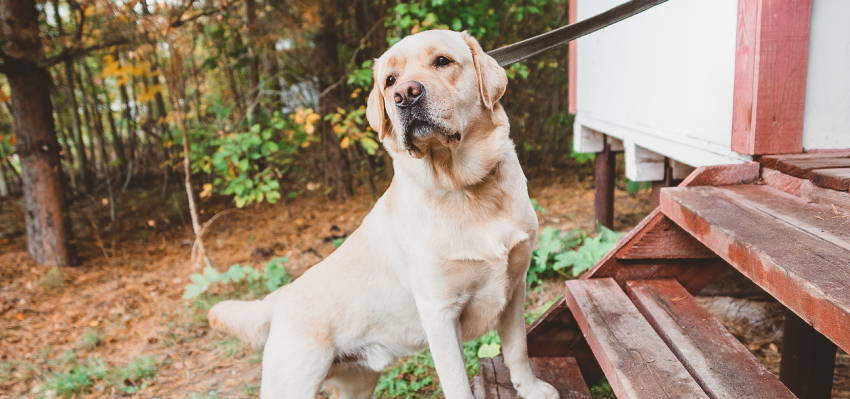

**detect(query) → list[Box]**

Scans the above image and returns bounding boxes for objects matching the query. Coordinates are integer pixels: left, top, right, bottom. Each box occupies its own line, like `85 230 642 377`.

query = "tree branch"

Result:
42 37 130 68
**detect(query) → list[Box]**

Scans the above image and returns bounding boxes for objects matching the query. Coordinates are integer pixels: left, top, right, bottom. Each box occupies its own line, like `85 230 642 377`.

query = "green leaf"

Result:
477 343 500 358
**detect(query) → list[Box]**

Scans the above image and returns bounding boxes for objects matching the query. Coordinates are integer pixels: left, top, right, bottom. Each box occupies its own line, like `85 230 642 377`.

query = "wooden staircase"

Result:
476 154 850 398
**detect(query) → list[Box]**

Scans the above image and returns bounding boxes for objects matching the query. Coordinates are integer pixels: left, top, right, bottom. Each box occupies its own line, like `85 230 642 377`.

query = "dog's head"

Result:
367 30 507 158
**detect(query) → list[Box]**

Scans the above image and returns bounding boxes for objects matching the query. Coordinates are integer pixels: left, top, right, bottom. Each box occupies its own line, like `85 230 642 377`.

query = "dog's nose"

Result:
394 81 425 108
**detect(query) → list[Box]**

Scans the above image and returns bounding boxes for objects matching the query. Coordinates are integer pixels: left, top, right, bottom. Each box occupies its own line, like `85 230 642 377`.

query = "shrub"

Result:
528 226 624 287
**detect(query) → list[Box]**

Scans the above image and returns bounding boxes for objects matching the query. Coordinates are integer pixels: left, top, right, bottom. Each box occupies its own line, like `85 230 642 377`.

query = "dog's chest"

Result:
437 219 531 338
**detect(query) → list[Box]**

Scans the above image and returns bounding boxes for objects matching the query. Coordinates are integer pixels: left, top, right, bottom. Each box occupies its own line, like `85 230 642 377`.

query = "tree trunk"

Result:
83 62 111 177
102 76 126 170
51 0 92 193
245 0 261 120
1 0 76 266
317 2 354 200
0 158 8 198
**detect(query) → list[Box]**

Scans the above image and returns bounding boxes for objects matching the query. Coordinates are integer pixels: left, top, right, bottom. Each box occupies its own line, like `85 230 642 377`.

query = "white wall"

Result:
802 0 850 150
574 0 750 178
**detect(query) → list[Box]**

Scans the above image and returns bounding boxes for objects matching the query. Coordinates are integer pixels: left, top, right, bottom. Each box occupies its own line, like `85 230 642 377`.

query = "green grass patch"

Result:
39 355 159 397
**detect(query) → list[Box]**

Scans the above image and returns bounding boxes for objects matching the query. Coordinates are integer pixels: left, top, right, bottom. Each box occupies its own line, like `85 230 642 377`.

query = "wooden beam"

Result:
627 279 796 399
474 357 592 399
779 310 836 399
594 139 616 229
731 0 813 155
811 168 850 191
677 161 759 187
564 278 708 398
661 185 850 353
624 141 665 182
614 216 714 260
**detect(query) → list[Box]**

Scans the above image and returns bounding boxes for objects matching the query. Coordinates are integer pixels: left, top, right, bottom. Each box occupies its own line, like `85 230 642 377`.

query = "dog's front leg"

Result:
498 244 560 399
417 301 474 399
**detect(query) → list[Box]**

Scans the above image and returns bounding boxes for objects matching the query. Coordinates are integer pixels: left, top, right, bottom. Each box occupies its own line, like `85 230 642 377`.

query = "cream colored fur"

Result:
209 30 559 399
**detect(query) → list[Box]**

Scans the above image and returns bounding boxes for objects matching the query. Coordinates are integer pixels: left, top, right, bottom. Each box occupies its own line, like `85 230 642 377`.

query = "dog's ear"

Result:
462 32 507 111
367 62 392 141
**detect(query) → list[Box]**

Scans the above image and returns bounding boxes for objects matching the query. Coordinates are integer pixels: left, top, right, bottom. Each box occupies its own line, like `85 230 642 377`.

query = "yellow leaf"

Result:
200 183 213 199
294 107 305 124
306 112 321 125
304 123 315 134
332 125 345 134
340 136 350 149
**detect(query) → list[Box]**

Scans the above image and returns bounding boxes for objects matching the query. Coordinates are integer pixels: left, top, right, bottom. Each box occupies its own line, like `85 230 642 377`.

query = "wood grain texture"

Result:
564 278 708 399
615 216 715 260
661 185 850 353
627 279 796 399
731 0 813 155
761 151 850 170
677 162 759 187
775 157 850 179
761 168 850 214
474 356 591 399
811 168 850 191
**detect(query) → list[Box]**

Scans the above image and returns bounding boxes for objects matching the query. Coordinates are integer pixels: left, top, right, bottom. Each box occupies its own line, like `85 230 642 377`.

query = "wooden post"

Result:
594 138 615 229
731 0 812 155
779 310 836 399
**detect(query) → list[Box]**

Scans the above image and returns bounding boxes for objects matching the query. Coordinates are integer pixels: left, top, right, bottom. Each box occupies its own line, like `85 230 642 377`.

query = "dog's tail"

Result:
208 298 272 349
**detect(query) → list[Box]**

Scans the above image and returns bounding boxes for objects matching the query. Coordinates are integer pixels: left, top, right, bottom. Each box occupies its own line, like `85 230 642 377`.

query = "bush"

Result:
528 226 624 287
190 111 318 207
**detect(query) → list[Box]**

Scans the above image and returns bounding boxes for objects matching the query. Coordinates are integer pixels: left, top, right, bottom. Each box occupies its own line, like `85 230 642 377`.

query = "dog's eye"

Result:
385 75 396 87
433 56 453 67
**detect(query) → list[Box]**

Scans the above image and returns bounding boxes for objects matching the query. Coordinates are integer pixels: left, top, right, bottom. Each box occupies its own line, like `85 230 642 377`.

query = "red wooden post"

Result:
731 0 813 155
594 139 615 229
779 310 836 399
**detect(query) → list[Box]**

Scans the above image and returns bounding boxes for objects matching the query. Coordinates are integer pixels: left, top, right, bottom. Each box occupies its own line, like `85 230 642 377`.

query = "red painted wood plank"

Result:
615 216 715 260
474 356 592 399
761 150 850 170
677 162 759 187
660 185 850 353
731 0 812 155
761 168 850 212
811 168 850 191
627 279 796 399
564 278 708 399
775 157 850 179
721 185 850 247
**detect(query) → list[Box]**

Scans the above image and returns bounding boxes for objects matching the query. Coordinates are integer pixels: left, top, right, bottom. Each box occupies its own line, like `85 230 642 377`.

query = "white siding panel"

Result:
802 0 850 150
575 0 748 167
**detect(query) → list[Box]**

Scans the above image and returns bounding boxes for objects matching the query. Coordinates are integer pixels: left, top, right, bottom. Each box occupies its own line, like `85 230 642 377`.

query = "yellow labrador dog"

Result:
209 30 558 399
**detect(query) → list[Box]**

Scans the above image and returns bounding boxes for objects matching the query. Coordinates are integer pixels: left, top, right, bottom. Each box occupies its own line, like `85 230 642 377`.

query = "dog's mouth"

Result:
401 112 459 154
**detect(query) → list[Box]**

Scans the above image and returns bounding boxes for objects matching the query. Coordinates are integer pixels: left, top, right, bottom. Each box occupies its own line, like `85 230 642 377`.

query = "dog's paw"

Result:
515 379 559 399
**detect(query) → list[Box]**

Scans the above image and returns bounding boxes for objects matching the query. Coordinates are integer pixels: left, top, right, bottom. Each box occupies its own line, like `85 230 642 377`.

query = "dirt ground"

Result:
1 172 847 398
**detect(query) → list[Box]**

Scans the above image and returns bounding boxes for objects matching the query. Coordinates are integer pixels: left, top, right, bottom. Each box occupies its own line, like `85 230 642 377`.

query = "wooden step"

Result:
626 279 796 399
660 184 850 353
472 356 591 399
564 278 708 398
